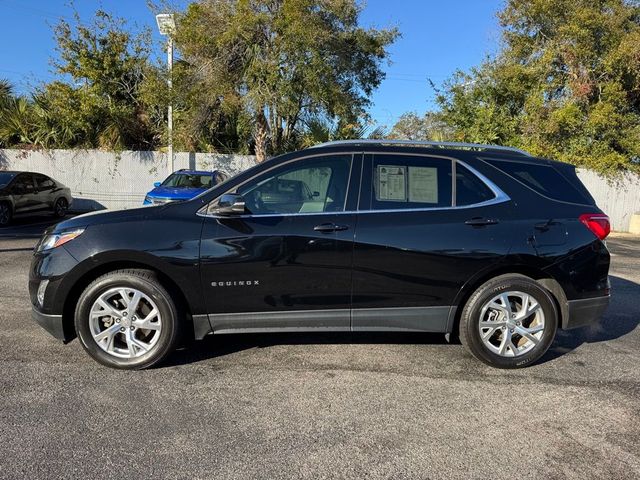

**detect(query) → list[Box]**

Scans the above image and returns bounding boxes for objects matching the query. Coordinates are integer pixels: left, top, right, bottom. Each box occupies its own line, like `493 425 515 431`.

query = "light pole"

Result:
156 14 176 175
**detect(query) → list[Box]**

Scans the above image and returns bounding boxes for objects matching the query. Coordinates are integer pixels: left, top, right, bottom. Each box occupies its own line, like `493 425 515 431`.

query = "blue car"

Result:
143 169 228 206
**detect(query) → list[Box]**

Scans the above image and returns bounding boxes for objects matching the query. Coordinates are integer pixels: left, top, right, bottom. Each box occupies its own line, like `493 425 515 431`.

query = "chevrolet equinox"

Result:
30 140 611 369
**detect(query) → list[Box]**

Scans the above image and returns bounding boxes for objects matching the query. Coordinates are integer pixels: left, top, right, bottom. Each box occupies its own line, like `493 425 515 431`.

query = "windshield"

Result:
0 172 16 187
161 173 213 189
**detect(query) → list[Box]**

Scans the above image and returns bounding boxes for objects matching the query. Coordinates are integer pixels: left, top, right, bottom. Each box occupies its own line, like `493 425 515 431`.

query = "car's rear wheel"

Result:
75 269 180 369
0 202 12 226
53 197 68 218
459 274 558 368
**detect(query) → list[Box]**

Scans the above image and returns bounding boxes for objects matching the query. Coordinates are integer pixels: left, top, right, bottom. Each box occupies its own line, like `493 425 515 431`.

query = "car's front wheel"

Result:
75 269 180 369
459 274 558 368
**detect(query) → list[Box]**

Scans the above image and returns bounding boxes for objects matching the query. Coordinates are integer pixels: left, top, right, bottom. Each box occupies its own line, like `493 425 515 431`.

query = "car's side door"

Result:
351 153 516 332
11 173 37 213
199 153 361 332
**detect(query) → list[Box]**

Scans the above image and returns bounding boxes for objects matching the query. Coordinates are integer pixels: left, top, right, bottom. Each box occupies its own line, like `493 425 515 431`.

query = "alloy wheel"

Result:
89 287 162 359
478 290 546 357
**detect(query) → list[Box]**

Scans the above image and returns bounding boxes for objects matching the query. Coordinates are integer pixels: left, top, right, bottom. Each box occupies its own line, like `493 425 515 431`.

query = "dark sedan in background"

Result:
0 171 72 226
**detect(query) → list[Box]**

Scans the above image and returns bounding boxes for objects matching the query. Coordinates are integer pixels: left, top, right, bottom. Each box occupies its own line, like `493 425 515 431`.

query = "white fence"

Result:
576 169 640 232
1 149 639 231
0 149 256 211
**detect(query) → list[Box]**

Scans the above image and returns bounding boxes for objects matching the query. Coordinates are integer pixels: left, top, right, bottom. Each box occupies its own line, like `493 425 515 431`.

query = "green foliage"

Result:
0 10 160 151
0 80 12 106
299 116 386 147
174 0 398 160
435 0 640 175
47 10 158 150
1 2 395 156
0 95 36 147
387 112 454 141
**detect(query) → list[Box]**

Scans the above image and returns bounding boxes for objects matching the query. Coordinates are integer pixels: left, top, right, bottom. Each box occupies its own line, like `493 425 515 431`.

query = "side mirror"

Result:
213 193 246 215
153 182 161 188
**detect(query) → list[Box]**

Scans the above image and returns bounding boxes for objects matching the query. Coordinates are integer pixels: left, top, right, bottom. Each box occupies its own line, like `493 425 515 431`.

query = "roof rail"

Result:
308 139 531 156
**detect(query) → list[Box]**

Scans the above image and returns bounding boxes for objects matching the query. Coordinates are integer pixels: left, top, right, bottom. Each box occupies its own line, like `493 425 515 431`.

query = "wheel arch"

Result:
62 259 193 341
448 264 568 334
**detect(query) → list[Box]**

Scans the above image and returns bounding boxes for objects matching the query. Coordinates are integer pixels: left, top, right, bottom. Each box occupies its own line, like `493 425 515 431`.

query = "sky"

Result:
0 0 505 129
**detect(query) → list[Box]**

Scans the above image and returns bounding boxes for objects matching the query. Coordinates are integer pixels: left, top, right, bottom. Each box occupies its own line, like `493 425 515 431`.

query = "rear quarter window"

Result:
456 164 495 206
483 158 593 204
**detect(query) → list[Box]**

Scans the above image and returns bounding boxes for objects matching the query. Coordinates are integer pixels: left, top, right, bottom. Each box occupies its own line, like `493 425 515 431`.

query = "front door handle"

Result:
313 223 349 233
465 217 499 227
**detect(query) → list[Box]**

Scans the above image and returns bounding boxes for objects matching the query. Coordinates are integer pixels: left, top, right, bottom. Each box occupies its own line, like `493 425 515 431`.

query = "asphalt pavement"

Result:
0 212 77 238
0 232 639 479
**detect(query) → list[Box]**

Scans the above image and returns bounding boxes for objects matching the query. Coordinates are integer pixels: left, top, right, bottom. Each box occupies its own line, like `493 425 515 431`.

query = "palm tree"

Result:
300 116 387 148
0 79 12 106
0 94 36 147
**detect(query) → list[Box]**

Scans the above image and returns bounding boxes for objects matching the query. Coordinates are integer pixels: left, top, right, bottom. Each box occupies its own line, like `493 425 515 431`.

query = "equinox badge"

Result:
211 280 260 287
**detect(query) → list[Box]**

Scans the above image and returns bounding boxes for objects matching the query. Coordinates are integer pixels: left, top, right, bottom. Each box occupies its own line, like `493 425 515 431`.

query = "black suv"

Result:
29 141 611 369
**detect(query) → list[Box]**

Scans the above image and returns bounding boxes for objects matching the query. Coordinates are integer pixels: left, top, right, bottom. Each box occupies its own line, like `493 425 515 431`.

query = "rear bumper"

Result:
32 307 69 342
563 295 610 329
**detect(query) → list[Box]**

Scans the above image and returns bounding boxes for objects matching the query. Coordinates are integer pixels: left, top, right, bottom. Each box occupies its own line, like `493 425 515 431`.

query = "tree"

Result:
0 80 11 107
0 80 40 148
0 96 35 147
435 0 640 175
39 9 159 150
1 9 164 151
299 116 386 147
174 0 398 161
387 111 453 141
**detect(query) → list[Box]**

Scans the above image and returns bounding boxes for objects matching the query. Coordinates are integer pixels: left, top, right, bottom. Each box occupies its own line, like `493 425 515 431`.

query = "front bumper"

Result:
563 295 610 329
32 306 69 342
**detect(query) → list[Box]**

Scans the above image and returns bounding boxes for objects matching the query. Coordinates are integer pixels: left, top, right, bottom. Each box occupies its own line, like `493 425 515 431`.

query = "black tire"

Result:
0 201 12 226
459 274 558 369
53 197 68 218
74 269 180 369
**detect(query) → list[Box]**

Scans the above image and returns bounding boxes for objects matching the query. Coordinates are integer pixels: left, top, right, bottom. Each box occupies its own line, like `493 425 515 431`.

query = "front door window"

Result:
236 155 352 215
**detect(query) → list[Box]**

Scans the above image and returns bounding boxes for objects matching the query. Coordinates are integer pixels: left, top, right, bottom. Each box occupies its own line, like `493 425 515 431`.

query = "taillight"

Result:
579 214 610 240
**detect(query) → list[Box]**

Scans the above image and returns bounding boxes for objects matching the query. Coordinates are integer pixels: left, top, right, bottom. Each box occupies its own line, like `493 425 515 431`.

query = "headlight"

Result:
36 228 85 252
143 196 152 205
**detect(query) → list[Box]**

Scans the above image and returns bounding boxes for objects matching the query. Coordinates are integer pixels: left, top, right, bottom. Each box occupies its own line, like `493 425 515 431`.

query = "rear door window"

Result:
484 159 592 204
370 155 452 210
14 174 36 194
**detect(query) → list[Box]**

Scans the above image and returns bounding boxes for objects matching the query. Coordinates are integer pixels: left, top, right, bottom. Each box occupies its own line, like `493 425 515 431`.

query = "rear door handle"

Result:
534 220 559 231
465 217 499 226
313 223 349 233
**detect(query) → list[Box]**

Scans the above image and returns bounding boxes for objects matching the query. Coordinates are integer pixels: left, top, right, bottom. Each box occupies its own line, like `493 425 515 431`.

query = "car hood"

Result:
147 186 205 199
50 206 161 233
